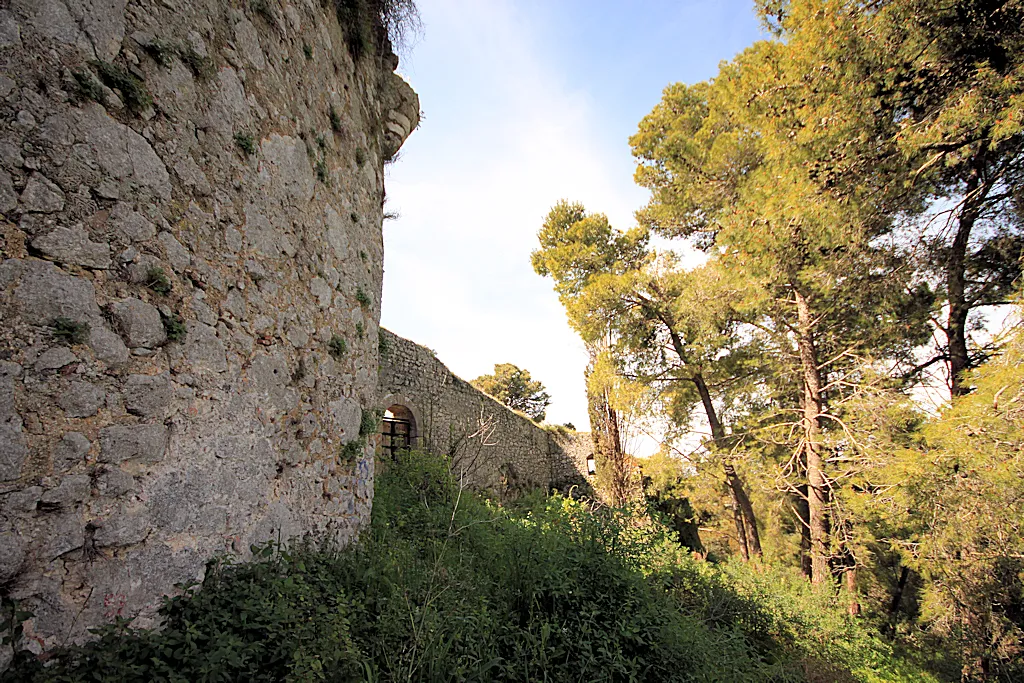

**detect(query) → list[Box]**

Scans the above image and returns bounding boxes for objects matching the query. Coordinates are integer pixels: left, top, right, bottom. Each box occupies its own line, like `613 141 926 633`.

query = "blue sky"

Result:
381 1 766 435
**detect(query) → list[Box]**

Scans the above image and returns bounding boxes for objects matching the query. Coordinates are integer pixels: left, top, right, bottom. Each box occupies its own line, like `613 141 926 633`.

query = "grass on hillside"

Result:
3 450 943 682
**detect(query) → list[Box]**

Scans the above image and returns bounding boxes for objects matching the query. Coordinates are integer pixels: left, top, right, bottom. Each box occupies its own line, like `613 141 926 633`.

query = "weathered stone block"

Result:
34 346 77 371
183 322 226 373
57 381 106 418
109 298 165 349
99 424 169 464
123 373 171 418
19 173 65 213
13 260 101 325
53 432 91 471
95 467 135 497
40 474 91 507
32 226 111 269
0 532 25 583
87 325 130 365
0 362 27 482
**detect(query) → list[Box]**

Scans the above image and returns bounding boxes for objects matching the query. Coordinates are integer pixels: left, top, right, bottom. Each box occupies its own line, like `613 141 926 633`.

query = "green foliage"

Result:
302 42 313 60
6 450 937 682
329 105 343 133
314 157 329 184
50 317 90 346
332 0 420 60
71 69 107 106
328 334 347 360
234 131 256 156
355 321 364 339
140 39 176 67
378 328 392 360
92 60 153 114
359 407 382 437
471 362 551 422
354 146 367 167
339 438 365 464
355 287 371 308
162 314 187 343
176 44 214 79
252 0 277 25
145 267 172 295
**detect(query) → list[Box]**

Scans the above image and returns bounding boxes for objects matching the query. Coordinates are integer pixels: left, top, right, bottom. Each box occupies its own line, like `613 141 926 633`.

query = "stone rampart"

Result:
0 0 418 660
377 329 593 495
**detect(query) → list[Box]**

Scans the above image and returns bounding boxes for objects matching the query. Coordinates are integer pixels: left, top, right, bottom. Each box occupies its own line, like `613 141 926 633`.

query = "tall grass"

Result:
4 450 941 682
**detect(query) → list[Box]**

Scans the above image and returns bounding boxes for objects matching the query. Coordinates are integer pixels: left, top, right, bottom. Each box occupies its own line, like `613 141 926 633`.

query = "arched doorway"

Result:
381 404 417 458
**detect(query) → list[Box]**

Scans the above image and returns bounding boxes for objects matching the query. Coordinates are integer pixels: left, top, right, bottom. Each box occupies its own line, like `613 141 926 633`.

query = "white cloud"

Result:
382 0 650 428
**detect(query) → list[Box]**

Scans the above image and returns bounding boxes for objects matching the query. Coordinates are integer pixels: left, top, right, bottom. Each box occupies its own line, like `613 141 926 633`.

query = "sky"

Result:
380 1 767 435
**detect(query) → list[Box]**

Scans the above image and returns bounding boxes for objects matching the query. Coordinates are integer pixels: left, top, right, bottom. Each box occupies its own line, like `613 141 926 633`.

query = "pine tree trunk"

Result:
796 486 813 579
794 287 830 585
946 152 984 398
692 371 762 560
585 345 629 506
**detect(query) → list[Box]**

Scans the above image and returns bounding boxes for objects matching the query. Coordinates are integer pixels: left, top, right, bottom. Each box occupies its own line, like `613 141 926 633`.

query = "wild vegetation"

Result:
2 450 943 682
531 0 1024 679
470 363 552 422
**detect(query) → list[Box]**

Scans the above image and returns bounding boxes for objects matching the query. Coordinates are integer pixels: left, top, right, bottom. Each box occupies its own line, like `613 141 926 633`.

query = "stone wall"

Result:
378 329 593 495
0 0 418 660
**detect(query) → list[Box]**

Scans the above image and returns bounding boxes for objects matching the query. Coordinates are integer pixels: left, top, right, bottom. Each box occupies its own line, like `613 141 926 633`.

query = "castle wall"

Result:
377 329 593 495
0 0 417 660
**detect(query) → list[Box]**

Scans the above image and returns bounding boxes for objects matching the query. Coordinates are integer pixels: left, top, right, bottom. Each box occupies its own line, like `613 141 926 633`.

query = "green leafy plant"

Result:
328 334 347 360
71 69 107 106
329 105 343 133
93 60 152 114
355 287 370 308
359 249 368 262
145 267 172 295
355 322 364 339
51 318 90 346
378 328 391 360
340 438 364 464
162 314 187 343
302 42 313 60
234 131 256 156
354 147 367 167
177 44 214 79
2 449 938 683
315 157 329 184
140 39 176 67
359 407 382 437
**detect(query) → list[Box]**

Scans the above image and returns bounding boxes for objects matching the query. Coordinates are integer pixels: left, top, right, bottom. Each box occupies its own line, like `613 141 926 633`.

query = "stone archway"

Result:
379 394 423 458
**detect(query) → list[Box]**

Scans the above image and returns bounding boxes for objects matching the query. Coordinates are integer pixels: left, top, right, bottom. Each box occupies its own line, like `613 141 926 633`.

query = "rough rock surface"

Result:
0 0 418 663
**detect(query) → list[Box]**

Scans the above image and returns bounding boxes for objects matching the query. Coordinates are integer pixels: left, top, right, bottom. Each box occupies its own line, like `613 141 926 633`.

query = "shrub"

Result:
315 157 329 184
51 318 90 346
359 407 382 436
162 314 187 343
4 450 941 683
355 287 370 308
93 61 152 114
328 334 346 360
140 39 176 67
176 44 214 79
234 131 256 156
144 267 172 295
71 69 107 106
329 105 343 133
354 146 367 167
